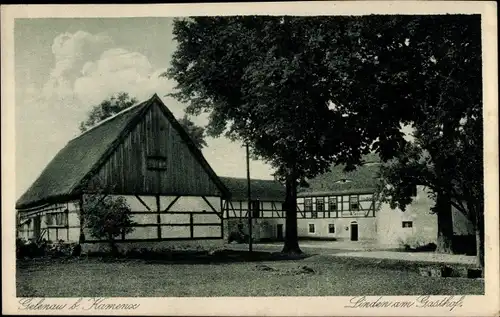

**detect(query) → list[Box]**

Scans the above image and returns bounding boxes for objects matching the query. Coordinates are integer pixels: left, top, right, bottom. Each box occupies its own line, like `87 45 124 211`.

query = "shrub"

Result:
16 238 47 258
398 236 437 252
228 231 246 243
82 193 136 255
46 240 80 258
16 238 82 259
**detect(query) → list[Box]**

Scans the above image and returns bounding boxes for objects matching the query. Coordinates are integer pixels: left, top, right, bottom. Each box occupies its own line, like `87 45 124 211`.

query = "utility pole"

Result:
246 143 253 252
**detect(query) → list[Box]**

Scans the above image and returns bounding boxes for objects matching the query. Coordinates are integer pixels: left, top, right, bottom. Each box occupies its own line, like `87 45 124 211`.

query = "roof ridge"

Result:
67 96 156 196
69 96 152 143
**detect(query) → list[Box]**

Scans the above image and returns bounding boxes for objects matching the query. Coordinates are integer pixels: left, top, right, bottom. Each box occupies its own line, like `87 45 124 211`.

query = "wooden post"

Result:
190 213 194 238
220 198 224 239
246 143 252 252
156 195 161 240
78 197 85 243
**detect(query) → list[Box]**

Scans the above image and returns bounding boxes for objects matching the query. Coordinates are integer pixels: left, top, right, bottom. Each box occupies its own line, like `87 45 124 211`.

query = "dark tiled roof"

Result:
298 154 382 196
16 99 149 209
220 177 285 202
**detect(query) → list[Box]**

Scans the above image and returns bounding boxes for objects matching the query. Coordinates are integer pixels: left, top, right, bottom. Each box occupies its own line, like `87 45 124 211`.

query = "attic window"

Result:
335 179 352 184
147 156 168 170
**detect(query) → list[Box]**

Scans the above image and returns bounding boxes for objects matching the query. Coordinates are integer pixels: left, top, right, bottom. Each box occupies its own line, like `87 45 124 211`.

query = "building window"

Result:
328 224 335 234
402 221 413 228
350 196 359 211
328 197 337 211
308 224 315 233
304 198 313 212
146 156 168 170
46 212 68 227
316 198 324 217
251 200 260 218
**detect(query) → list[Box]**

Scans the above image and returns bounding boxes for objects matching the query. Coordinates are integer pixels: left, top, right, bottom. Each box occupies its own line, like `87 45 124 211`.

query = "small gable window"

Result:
146 156 168 170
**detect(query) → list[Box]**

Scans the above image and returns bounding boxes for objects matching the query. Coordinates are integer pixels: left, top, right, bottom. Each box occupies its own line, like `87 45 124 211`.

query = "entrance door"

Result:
276 224 284 241
350 222 358 241
33 215 41 240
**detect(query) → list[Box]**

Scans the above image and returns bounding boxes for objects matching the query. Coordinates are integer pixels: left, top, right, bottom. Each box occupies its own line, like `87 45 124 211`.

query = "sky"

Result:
14 17 276 199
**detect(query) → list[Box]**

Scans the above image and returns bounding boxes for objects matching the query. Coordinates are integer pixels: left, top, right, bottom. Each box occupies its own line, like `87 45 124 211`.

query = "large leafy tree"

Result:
79 92 208 149
166 15 481 254
375 15 483 266
166 16 406 253
379 111 483 265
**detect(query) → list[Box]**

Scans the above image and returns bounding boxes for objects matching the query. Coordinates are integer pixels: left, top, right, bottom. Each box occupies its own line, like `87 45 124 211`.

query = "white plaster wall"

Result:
297 217 376 240
82 195 222 242
376 186 437 247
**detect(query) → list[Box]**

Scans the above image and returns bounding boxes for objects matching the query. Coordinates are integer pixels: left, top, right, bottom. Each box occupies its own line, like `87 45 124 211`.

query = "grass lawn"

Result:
16 251 484 297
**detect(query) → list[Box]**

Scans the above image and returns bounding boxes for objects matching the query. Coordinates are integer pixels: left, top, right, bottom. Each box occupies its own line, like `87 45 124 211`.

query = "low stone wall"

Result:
81 239 225 254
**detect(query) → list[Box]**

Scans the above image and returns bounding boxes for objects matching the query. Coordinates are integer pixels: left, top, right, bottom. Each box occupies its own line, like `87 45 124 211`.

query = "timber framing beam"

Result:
156 195 161 239
163 196 180 212
201 196 222 219
135 195 152 211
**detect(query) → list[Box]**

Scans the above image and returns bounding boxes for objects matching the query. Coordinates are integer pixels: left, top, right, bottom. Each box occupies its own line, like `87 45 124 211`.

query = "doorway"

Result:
350 222 358 241
276 224 284 241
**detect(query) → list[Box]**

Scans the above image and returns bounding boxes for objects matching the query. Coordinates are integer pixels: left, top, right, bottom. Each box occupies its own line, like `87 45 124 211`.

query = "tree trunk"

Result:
281 173 302 254
109 235 119 257
436 193 454 254
474 208 484 269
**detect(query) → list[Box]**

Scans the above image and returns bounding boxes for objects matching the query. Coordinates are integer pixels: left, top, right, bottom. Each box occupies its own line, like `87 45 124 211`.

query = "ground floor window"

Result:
328 223 335 233
308 223 315 233
402 221 413 228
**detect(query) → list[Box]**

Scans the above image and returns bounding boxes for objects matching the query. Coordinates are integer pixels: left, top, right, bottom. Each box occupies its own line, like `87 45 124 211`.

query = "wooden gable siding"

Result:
89 102 221 196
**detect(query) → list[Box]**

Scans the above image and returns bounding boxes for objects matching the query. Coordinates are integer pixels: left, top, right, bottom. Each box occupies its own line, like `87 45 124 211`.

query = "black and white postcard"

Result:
1 2 498 316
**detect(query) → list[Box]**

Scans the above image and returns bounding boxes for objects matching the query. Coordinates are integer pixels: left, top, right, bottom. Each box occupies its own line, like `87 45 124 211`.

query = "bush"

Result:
399 236 437 252
16 238 81 259
16 238 48 258
228 231 248 243
46 240 80 258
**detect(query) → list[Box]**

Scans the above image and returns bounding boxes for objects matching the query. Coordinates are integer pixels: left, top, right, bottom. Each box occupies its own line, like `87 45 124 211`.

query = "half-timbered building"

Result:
16 94 230 252
238 154 473 248
221 177 286 241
